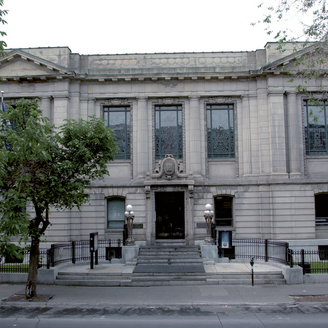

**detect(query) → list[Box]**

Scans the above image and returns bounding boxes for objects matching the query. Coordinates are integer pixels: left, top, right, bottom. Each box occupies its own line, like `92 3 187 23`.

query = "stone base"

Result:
201 244 219 263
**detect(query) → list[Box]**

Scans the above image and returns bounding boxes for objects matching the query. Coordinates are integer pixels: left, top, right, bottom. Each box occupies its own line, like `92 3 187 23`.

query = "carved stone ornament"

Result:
152 154 187 180
208 97 233 104
102 98 130 106
156 98 179 105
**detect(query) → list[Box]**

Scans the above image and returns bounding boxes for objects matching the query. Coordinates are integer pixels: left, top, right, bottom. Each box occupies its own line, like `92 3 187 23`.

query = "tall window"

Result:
214 196 233 227
104 106 131 160
304 100 328 155
315 194 328 226
107 198 125 229
207 104 235 158
155 105 183 159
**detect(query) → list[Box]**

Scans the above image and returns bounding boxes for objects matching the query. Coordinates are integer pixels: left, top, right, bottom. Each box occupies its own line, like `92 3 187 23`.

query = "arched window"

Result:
315 194 328 226
107 198 125 229
214 196 233 227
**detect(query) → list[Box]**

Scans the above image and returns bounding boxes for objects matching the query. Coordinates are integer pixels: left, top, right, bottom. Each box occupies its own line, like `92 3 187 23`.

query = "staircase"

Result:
54 245 286 286
130 245 207 286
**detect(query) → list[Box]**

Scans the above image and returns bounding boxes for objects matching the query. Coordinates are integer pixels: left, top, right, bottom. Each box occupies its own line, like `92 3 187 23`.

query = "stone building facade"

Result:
1 43 328 247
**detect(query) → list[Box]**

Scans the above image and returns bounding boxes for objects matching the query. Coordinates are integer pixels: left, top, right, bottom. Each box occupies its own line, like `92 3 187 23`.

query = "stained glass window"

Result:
107 198 125 229
155 105 183 159
104 106 131 160
207 104 235 158
304 100 328 155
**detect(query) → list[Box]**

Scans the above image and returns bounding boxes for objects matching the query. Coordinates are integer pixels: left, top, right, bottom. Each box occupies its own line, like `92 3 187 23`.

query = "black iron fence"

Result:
293 249 328 274
219 239 293 266
1 238 328 275
0 240 123 273
233 239 292 265
47 239 123 268
0 249 48 273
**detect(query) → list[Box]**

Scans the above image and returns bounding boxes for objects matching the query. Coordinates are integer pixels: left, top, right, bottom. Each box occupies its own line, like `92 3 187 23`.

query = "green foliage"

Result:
0 0 7 56
0 99 118 254
255 0 328 101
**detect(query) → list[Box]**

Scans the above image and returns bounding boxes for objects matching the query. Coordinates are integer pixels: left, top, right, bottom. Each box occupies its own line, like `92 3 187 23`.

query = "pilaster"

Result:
188 96 202 177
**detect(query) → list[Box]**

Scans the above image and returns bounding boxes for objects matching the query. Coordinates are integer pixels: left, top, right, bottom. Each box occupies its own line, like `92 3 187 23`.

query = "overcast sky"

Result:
4 0 277 55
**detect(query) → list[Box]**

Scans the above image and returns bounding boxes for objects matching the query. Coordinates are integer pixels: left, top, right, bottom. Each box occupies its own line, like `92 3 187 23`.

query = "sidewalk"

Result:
1 282 328 308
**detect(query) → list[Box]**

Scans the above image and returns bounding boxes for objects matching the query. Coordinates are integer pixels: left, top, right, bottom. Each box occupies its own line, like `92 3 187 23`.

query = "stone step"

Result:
206 273 284 279
136 262 203 266
129 280 208 287
55 280 131 287
138 251 201 255
139 246 200 252
206 278 286 285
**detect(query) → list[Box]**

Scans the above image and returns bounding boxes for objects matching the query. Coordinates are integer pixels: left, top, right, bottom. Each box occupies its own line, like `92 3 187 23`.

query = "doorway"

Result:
155 192 185 240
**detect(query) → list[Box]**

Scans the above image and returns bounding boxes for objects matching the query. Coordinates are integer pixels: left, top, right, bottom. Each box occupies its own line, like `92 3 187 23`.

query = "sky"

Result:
3 0 282 55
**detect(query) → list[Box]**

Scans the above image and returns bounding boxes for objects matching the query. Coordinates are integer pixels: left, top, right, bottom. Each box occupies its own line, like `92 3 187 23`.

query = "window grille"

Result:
155 105 183 159
207 104 235 158
104 106 131 160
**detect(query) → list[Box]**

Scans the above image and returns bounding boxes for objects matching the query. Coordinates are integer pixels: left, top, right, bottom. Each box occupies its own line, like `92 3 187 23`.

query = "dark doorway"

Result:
155 192 185 239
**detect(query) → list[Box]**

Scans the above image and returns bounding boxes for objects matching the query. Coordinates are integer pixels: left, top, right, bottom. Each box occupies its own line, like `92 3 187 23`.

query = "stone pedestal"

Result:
201 244 219 263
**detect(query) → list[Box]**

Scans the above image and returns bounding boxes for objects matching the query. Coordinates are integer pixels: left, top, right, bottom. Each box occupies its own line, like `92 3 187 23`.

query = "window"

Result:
304 100 328 155
207 104 235 158
214 196 233 226
107 198 125 229
315 194 328 226
155 105 183 159
104 106 131 160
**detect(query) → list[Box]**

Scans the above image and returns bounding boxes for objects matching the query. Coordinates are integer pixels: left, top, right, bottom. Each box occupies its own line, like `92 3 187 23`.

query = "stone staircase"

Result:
55 270 133 287
130 245 207 286
54 245 286 286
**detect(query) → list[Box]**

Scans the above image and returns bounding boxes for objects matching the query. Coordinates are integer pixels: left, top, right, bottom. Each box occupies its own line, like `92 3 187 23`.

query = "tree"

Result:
255 0 328 98
0 99 118 299
0 0 7 56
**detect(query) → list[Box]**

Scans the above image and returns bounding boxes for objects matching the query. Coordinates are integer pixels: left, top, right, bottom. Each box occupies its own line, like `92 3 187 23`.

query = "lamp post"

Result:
204 203 214 244
125 204 135 246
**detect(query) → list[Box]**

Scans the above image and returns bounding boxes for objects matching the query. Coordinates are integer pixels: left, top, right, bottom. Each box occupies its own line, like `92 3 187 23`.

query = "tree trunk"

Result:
25 237 39 299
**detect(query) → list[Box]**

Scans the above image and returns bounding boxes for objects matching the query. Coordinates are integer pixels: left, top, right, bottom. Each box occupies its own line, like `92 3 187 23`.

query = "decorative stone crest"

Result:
152 154 187 180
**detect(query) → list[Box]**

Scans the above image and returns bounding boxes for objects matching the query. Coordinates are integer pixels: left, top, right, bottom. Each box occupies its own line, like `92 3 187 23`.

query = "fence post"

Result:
265 239 268 262
46 249 51 269
301 249 305 275
72 241 76 264
51 244 55 267
285 242 289 265
290 249 294 268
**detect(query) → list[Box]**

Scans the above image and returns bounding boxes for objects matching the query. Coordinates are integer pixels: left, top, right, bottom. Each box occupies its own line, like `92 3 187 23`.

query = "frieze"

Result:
156 98 181 105
208 97 233 104
89 55 248 69
101 98 130 106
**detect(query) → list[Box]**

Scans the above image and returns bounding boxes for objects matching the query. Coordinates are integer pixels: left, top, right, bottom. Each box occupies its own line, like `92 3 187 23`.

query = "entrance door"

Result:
155 192 185 240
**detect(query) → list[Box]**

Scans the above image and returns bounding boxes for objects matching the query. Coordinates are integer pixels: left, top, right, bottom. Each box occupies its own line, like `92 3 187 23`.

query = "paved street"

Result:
1 283 328 327
1 304 328 327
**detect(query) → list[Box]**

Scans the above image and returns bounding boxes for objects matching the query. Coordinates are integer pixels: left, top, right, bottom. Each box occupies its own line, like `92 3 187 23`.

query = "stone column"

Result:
257 78 271 178
53 95 69 127
268 91 288 178
242 95 252 176
40 96 51 122
69 81 80 120
287 92 302 177
136 97 148 178
189 96 202 177
87 98 96 118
